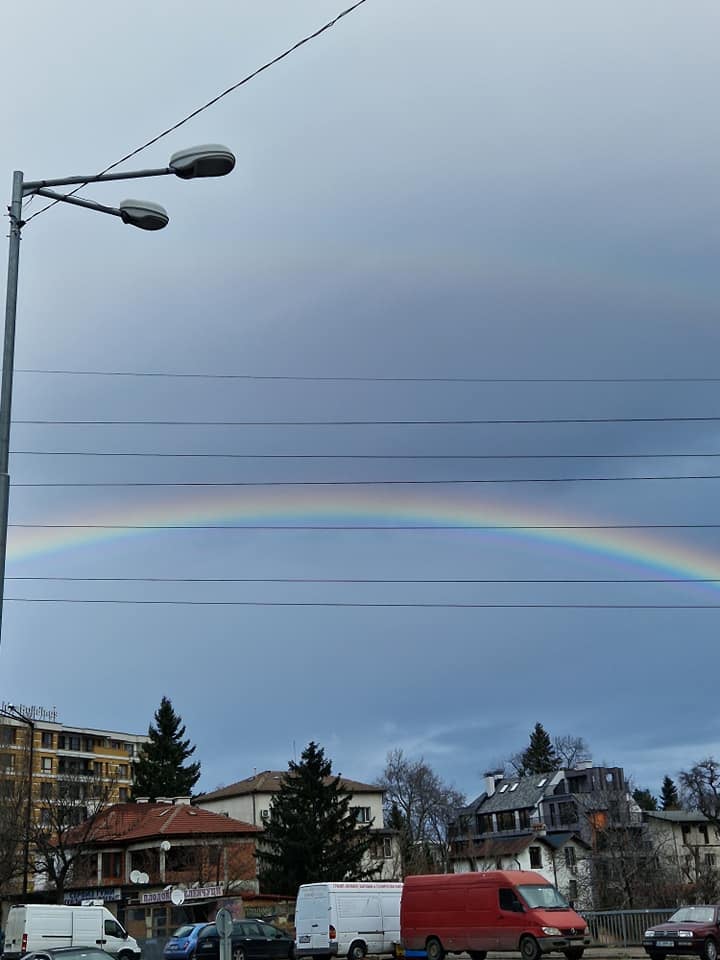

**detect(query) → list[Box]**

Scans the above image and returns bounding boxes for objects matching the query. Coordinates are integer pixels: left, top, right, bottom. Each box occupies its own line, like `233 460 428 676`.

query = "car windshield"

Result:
172 928 196 939
518 885 569 910
669 908 715 924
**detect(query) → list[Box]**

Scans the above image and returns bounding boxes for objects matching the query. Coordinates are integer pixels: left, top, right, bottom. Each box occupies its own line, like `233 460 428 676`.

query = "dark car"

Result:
23 950 115 960
643 906 720 960
196 921 294 960
164 924 208 960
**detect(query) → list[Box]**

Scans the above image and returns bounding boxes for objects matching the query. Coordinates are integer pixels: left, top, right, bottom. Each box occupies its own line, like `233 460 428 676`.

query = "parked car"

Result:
643 906 720 960
196 921 295 960
22 949 115 960
164 924 209 960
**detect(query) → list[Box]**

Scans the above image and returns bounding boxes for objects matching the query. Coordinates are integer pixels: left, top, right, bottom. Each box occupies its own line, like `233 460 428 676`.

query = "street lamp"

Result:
1 703 35 896
0 144 235 646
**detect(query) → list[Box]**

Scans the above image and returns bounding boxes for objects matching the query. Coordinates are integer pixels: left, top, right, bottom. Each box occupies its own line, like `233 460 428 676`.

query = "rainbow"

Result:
6 486 720 585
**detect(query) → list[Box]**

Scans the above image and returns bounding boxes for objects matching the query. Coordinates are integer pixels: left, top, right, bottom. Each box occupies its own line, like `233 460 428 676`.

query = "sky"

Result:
1 0 720 807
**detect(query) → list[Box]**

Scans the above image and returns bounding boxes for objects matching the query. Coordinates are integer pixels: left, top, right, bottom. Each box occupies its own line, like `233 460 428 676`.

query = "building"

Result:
449 765 640 908
195 770 400 879
61 798 261 942
0 704 150 894
643 809 720 901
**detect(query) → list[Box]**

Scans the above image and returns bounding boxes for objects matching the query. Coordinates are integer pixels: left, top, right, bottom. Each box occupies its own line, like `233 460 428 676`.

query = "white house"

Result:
194 770 399 879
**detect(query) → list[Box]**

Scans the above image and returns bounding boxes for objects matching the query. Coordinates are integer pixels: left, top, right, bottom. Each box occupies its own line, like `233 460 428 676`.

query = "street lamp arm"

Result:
23 167 173 194
32 188 124 219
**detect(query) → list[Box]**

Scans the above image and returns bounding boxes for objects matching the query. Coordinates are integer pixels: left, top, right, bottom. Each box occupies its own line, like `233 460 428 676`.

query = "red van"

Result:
400 871 590 960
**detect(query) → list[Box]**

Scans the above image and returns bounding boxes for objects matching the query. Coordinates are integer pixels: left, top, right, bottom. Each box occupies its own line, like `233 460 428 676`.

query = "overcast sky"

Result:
1 0 720 806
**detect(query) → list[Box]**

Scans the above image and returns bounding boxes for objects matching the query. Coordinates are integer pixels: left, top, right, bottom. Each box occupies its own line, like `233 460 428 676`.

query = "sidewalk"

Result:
485 951 647 959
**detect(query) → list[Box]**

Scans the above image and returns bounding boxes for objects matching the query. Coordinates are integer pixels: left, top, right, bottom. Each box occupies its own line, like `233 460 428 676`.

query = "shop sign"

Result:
65 887 122 904
141 884 224 904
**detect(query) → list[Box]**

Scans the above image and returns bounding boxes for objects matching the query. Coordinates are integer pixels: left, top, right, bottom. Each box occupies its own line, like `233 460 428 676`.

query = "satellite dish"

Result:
130 870 142 884
160 840 171 852
171 889 186 906
139 872 150 885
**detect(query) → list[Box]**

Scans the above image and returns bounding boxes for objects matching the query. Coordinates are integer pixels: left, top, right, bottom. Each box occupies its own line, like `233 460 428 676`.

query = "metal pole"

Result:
22 716 34 896
0 171 24 651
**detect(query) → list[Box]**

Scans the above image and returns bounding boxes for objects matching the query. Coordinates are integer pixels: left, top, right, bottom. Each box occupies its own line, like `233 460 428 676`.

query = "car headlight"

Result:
644 932 655 938
542 928 562 937
678 931 694 938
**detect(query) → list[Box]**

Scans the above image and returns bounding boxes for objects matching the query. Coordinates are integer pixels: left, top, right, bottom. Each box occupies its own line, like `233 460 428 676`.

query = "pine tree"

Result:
660 775 680 810
518 722 559 776
632 787 658 811
132 697 200 800
256 741 377 893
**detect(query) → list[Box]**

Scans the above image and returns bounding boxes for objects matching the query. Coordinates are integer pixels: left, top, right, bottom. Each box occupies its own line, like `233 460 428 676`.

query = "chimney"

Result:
482 770 505 797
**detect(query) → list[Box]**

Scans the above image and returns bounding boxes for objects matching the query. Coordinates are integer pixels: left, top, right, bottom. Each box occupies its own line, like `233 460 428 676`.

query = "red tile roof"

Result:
73 802 260 845
196 770 381 803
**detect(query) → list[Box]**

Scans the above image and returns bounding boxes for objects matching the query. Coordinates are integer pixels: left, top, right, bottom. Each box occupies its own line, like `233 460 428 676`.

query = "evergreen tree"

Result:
132 696 200 800
257 741 377 893
518 722 559 776
632 787 658 811
660 775 680 810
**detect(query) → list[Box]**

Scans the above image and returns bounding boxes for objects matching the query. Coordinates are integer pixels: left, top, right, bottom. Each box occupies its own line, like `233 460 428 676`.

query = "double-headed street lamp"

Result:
1 143 235 647
1 702 35 896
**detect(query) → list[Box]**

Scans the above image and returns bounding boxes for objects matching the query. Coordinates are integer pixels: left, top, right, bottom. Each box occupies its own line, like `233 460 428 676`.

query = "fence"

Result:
583 910 674 947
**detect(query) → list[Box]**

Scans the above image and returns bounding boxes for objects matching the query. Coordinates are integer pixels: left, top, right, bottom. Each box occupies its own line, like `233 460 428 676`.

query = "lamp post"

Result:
1 144 235 649
1 702 35 896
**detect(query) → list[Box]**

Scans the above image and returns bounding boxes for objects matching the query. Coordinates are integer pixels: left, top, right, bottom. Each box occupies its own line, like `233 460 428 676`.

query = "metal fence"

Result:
582 910 674 947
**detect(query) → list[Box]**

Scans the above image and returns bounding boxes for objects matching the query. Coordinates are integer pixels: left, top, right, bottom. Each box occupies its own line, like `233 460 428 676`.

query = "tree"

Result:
553 735 591 769
0 722 31 894
661 776 680 811
632 788 658 811
133 696 200 800
679 759 720 828
378 749 465 874
516 722 559 776
256 741 377 893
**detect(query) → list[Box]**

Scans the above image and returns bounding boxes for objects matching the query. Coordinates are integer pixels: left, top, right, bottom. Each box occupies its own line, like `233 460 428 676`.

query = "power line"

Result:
12 415 720 426
7 576 720 584
23 0 369 225
11 450 720 460
16 369 720 384
5 597 720 608
8 522 720 531
11 474 720 487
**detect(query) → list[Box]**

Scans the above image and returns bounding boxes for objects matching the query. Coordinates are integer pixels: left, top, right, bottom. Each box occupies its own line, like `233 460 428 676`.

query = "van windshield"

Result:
517 885 569 910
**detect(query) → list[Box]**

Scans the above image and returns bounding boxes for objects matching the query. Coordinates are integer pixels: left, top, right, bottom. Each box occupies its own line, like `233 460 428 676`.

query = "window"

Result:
125 742 135 756
567 879 578 903
706 854 716 867
509 783 519 792
499 784 509 793
497 811 515 832
351 806 371 823
537 778 548 788
700 825 709 844
518 809 530 829
42 757 53 773
105 920 125 938
40 781 53 799
0 753 13 772
382 836 392 858
117 764 129 778
559 802 576 826
476 814 493 834
529 846 543 869
499 888 523 912
564 847 577 872
0 726 16 745
119 787 129 802
548 804 557 827
41 731 53 748
110 740 121 750
102 852 123 879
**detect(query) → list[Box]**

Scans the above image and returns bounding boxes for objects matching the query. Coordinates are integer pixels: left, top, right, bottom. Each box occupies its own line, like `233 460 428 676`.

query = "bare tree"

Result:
680 758 720 828
553 735 591 769
0 753 30 893
379 749 465 875
31 774 117 902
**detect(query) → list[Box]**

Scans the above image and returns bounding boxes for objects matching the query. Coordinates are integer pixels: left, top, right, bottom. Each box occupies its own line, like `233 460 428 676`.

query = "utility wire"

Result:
9 522 720 530
15 369 720 384
23 0 369 225
11 474 720 487
11 450 720 460
7 576 720 584
5 598 720 608
12 415 720 426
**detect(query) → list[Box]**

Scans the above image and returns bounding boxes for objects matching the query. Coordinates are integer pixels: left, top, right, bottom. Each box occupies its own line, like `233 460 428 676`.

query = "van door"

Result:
71 908 103 950
379 892 400 952
296 886 331 956
337 895 382 956
102 917 131 956
497 888 525 951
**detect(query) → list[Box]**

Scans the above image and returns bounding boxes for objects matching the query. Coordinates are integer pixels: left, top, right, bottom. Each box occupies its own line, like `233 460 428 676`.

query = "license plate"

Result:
299 937 311 944
657 941 674 947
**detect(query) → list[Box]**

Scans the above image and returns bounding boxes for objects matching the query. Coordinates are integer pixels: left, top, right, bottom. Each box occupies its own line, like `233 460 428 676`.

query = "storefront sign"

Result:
141 885 224 904
65 887 122 904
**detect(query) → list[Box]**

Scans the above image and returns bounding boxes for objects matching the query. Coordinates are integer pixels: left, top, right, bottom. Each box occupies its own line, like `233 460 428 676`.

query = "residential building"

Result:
195 770 400 879
643 810 720 900
61 798 261 942
449 764 641 908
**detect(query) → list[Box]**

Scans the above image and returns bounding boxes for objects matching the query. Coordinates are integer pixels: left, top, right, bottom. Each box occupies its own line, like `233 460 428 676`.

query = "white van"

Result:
295 882 402 960
3 904 142 959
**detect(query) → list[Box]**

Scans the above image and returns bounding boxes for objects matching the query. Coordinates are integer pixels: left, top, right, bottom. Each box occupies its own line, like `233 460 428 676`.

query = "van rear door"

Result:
296 886 331 956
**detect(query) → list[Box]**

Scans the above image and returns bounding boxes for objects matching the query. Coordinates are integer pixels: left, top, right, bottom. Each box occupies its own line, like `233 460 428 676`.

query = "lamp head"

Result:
119 200 169 231
169 144 235 179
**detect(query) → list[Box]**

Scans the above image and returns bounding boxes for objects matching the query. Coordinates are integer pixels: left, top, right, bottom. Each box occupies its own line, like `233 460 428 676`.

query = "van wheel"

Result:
426 938 445 960
348 943 366 960
520 937 541 960
233 949 246 960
